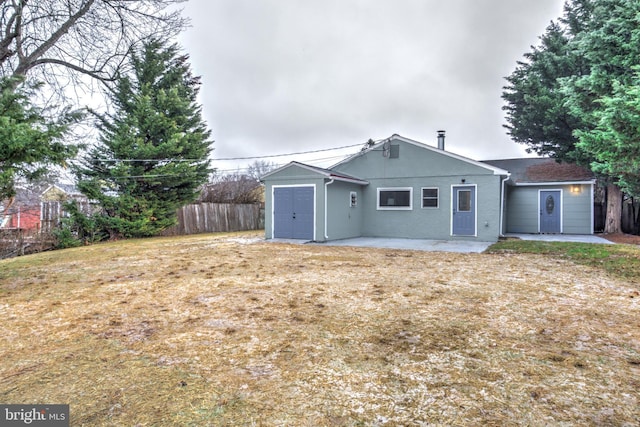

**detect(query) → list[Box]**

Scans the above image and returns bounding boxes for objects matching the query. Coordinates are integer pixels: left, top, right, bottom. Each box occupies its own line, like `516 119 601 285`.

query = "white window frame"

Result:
421 187 439 209
377 187 413 210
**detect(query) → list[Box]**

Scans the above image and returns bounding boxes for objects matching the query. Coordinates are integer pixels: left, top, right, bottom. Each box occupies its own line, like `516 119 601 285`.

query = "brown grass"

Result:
1 232 639 426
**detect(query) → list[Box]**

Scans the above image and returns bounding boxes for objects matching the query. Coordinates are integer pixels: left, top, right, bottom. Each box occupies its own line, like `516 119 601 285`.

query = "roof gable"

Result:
332 134 509 176
261 161 369 185
42 184 81 197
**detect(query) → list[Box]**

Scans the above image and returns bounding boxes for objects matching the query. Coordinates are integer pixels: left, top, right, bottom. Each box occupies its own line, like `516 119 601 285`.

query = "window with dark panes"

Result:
421 187 439 208
378 188 412 209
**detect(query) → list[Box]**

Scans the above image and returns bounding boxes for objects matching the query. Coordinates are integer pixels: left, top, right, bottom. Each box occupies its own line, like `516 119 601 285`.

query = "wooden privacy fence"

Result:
162 203 263 236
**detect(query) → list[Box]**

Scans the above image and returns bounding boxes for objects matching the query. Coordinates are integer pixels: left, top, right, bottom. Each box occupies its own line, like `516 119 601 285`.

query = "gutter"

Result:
324 179 335 240
499 174 511 237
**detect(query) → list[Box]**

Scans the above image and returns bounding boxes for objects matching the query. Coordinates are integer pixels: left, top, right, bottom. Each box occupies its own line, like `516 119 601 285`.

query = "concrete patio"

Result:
270 233 613 253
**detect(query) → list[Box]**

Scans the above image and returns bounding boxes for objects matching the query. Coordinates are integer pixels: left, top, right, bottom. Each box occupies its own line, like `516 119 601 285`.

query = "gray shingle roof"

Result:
482 158 594 183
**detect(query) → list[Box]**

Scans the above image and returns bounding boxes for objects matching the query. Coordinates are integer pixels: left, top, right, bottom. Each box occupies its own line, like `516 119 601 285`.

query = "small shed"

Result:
483 158 596 234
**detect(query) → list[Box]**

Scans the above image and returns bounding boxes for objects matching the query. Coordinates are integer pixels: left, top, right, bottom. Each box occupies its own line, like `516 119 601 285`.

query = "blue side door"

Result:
540 190 561 233
273 186 314 240
452 186 476 236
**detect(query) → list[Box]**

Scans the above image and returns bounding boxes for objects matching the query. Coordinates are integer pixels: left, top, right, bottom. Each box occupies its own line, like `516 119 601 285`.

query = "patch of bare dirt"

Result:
603 233 640 245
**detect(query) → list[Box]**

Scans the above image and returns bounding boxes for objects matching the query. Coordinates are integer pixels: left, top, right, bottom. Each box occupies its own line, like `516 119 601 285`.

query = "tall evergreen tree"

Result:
502 0 640 233
502 21 588 160
76 40 213 239
575 74 640 197
0 78 78 203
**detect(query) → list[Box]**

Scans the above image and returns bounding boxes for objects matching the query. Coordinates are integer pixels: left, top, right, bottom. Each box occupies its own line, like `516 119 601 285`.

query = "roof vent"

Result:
437 130 445 150
382 140 391 157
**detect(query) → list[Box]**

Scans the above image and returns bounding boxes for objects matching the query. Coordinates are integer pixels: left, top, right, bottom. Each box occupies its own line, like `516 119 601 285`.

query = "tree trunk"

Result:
634 198 640 235
604 183 622 234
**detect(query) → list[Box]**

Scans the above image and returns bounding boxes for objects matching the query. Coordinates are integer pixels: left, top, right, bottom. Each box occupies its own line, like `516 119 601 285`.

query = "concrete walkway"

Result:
312 237 493 253
317 234 613 253
505 233 613 244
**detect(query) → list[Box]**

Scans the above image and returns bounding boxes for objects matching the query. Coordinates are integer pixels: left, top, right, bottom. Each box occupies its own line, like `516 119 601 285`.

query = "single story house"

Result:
1 184 88 232
261 133 595 242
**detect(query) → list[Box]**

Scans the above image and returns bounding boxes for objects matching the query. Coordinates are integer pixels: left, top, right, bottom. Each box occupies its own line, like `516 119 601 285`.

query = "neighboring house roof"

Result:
42 184 83 198
261 161 370 185
482 158 594 184
332 134 510 176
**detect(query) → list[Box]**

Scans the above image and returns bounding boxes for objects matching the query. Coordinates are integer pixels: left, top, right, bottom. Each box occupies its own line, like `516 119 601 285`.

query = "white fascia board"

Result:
260 161 328 180
514 179 596 186
261 161 368 185
330 134 510 176
330 175 369 185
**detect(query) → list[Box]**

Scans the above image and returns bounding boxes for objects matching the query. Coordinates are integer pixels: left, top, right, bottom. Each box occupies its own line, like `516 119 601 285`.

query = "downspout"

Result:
499 174 511 237
324 179 335 241
590 179 596 234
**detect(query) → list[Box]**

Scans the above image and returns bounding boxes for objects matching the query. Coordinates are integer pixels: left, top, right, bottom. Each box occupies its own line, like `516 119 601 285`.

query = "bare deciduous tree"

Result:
246 160 277 181
199 174 262 204
0 0 187 93
199 162 276 204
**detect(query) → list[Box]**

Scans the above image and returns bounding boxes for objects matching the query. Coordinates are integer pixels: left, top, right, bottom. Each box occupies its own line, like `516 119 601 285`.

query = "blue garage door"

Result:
274 186 314 239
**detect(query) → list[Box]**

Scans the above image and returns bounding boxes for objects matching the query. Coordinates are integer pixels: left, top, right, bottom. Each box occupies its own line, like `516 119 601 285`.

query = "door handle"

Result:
292 212 296 219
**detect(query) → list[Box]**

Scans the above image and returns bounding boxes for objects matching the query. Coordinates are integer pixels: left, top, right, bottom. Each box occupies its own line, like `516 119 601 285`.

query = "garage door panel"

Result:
292 187 314 239
274 186 314 240
274 188 294 239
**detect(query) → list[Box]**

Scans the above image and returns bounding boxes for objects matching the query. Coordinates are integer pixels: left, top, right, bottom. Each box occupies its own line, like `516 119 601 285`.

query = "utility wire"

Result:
82 143 363 163
212 143 362 161
74 143 366 180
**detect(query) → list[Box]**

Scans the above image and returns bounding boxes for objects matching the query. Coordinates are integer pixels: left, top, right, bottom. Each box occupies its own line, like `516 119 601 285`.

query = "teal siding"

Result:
325 181 363 240
504 186 539 233
354 175 502 241
335 139 497 179
504 184 593 234
563 184 593 234
334 138 505 242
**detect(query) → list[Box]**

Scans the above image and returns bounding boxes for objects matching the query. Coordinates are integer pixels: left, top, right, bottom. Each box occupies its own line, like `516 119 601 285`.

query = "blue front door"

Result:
452 186 476 236
273 186 314 239
540 190 561 233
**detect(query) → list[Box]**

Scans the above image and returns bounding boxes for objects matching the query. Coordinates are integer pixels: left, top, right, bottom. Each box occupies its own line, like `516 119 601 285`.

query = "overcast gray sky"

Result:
178 0 565 173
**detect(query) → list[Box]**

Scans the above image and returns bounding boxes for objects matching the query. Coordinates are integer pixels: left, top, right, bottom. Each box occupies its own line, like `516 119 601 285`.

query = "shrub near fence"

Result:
162 203 263 236
0 229 55 259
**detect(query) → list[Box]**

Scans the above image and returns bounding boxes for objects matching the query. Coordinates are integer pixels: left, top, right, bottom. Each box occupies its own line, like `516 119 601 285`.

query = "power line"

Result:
72 142 367 180
81 142 364 163
213 143 362 161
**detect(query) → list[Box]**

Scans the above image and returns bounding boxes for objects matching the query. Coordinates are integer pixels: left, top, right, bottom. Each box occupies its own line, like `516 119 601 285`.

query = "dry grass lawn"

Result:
0 231 639 426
